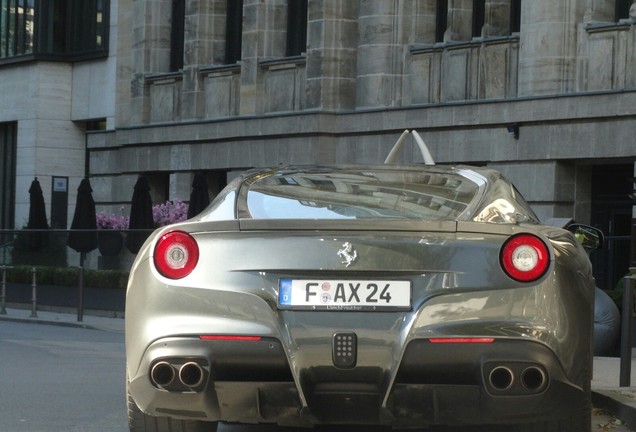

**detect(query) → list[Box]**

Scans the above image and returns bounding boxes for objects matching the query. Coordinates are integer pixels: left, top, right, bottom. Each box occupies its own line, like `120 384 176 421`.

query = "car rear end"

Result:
125 166 594 429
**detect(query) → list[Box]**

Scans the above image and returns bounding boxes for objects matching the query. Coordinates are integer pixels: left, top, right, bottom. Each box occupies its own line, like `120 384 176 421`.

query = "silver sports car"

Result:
126 164 600 432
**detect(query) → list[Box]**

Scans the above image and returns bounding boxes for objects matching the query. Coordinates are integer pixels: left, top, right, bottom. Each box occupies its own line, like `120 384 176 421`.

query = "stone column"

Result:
132 0 172 74
181 1 227 120
518 0 587 96
305 1 358 110
183 1 226 66
129 0 172 124
169 172 191 202
239 0 287 115
356 0 410 108
116 0 134 127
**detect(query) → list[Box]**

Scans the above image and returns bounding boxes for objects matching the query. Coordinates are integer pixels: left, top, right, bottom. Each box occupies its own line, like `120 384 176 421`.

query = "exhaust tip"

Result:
179 362 204 388
150 361 176 387
489 366 514 391
521 366 547 391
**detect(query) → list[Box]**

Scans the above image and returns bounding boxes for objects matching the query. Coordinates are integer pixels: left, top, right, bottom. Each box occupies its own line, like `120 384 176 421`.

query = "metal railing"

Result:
0 228 153 269
0 228 151 322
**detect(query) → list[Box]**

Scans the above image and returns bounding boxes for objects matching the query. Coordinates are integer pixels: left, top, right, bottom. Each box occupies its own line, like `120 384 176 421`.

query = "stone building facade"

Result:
0 0 114 230
1 0 635 288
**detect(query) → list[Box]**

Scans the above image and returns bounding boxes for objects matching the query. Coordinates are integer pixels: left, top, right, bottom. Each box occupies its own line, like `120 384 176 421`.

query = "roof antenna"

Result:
384 130 435 165
384 130 410 164
412 130 435 165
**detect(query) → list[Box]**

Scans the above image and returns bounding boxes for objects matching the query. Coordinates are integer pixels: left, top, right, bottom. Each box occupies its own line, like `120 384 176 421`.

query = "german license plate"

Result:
278 279 412 311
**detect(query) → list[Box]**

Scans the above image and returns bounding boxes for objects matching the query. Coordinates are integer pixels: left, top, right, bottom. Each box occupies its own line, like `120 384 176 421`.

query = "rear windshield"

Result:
245 168 479 221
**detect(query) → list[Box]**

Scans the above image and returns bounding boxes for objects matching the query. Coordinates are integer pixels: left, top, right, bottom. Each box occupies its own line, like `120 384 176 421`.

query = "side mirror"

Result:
567 224 604 253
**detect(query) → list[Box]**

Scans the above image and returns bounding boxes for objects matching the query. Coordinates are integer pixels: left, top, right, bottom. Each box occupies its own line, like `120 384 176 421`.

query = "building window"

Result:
435 0 448 43
510 0 521 33
69 0 107 53
0 122 16 229
0 0 35 58
286 0 307 57
170 0 185 71
1 0 108 62
616 0 632 20
472 0 485 38
225 0 242 64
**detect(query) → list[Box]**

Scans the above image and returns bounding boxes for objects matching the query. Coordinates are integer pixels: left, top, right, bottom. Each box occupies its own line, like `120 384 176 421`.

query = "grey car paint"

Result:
126 164 595 430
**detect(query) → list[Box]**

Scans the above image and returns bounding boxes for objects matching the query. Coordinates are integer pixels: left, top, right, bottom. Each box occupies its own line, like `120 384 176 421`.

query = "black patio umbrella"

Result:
67 178 98 322
27 177 49 250
187 172 210 218
126 176 154 254
67 178 98 254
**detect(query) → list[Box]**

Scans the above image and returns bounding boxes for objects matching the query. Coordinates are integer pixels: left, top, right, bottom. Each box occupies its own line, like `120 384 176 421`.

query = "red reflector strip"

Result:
199 335 262 342
428 338 495 344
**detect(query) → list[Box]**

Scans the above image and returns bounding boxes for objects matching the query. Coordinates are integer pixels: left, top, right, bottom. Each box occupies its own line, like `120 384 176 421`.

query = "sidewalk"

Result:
592 354 636 429
0 306 124 333
1 307 636 428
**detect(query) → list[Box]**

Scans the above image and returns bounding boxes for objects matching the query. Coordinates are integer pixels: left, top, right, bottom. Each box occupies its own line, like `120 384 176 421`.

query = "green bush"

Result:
84 268 129 290
4 265 128 290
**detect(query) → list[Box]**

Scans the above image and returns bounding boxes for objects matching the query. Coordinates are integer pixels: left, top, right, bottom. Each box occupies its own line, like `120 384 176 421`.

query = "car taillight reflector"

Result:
428 338 495 344
500 234 550 282
199 335 262 341
153 230 199 279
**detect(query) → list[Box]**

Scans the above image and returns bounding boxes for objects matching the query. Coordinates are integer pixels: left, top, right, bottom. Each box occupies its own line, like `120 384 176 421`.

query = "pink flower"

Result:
96 200 189 229
96 211 129 229
152 200 189 227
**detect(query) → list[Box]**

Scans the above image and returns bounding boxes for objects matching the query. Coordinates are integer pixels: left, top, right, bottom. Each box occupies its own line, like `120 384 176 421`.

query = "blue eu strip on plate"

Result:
279 279 292 305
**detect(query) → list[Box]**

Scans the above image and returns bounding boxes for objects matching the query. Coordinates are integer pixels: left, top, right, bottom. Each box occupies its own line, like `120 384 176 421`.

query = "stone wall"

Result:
89 87 636 223
13 0 636 228
95 0 636 223
0 63 89 228
121 0 636 123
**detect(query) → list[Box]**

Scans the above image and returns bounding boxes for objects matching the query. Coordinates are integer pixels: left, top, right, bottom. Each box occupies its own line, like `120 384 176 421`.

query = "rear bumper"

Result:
128 337 589 427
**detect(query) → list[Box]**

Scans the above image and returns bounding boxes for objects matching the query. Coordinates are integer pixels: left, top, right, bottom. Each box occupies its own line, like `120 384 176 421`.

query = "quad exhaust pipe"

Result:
150 360 205 390
489 366 514 391
486 364 547 394
150 361 176 387
520 366 547 391
179 362 205 388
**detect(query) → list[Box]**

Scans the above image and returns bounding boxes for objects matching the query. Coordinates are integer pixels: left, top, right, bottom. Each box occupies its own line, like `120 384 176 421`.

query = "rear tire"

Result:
127 386 218 432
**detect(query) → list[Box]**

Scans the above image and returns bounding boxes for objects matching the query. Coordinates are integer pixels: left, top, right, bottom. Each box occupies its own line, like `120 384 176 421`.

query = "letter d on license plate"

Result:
278 279 411 311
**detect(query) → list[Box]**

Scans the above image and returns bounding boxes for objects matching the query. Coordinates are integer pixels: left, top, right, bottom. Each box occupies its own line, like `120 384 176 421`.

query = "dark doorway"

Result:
0 122 16 229
590 164 633 291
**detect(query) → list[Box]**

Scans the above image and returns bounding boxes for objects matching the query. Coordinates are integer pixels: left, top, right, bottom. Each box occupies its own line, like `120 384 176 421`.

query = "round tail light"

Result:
153 231 199 279
500 234 550 282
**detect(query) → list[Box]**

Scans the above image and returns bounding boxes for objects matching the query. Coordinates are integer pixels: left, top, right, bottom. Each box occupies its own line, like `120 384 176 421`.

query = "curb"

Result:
0 306 125 333
2 301 124 319
593 389 636 428
0 314 100 330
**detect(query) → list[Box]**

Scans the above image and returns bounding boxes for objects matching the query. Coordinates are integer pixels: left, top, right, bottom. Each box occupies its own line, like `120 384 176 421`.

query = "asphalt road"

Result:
0 320 631 432
0 320 126 431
